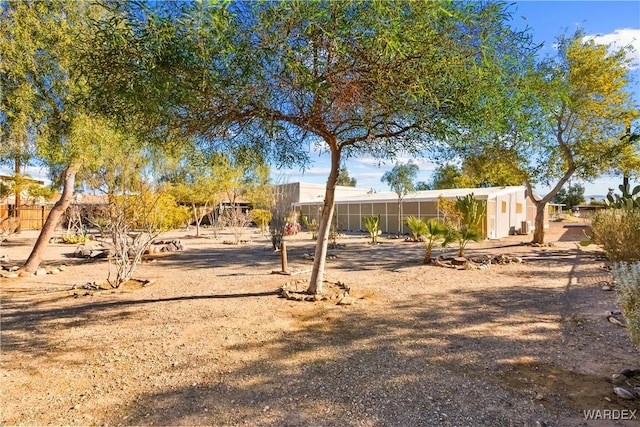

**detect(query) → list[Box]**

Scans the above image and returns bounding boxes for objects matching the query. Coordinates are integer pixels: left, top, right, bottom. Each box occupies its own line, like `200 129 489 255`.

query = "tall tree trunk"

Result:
397 197 402 237
14 156 22 234
525 167 575 245
532 200 546 245
22 164 79 273
307 144 341 295
191 203 201 237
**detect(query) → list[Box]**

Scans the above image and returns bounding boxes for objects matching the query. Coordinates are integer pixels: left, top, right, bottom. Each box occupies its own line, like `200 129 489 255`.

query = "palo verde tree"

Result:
458 30 638 244
88 1 535 294
0 0 122 272
381 161 419 236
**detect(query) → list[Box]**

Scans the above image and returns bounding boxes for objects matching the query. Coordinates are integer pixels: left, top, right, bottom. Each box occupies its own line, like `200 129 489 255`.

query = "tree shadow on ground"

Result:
0 290 281 359
92 284 638 426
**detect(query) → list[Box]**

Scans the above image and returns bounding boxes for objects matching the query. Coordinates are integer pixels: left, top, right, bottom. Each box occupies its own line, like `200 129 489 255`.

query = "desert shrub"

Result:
301 216 318 239
591 209 640 262
612 263 640 349
61 234 91 244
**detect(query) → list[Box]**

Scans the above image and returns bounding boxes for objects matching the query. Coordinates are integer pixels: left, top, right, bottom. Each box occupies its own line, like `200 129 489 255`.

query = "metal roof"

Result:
294 185 527 205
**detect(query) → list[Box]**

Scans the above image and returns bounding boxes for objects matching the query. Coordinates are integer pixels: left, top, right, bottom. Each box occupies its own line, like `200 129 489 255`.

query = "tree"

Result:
430 164 463 189
1 0 118 272
457 31 638 244
415 181 431 191
337 164 357 187
381 161 419 236
89 1 534 294
552 183 585 210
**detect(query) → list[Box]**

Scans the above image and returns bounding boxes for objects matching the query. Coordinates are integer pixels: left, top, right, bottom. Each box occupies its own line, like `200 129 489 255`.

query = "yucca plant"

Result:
363 215 381 244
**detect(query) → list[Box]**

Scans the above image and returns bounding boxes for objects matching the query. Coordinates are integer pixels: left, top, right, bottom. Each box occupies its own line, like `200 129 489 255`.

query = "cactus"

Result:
606 184 640 210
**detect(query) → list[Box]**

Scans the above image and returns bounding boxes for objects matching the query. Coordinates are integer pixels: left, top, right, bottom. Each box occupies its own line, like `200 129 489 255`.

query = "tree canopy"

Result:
452 30 638 243
6 1 536 291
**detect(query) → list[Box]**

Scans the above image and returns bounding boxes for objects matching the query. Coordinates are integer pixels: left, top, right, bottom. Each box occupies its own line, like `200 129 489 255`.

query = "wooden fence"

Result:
0 205 53 231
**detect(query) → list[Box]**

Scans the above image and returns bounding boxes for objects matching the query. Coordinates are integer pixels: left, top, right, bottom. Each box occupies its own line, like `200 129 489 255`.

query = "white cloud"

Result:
583 28 640 68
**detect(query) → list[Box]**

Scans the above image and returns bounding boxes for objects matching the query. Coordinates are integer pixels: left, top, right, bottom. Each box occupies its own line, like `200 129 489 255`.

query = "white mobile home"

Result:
289 184 545 239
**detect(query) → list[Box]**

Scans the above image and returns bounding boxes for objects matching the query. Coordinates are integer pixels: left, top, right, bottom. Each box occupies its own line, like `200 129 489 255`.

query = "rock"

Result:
4 272 19 278
607 314 626 327
49 268 61 275
613 386 636 400
602 285 613 291
337 296 355 306
621 368 639 378
19 271 31 278
58 265 67 271
451 257 468 266
74 245 93 258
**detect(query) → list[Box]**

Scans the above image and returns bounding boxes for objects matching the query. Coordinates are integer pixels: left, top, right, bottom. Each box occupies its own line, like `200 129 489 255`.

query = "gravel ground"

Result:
1 222 639 426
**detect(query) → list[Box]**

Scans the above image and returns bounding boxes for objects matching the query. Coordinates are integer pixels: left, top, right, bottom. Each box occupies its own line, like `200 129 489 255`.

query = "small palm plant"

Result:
449 225 483 257
405 216 426 241
363 215 381 244
422 219 450 264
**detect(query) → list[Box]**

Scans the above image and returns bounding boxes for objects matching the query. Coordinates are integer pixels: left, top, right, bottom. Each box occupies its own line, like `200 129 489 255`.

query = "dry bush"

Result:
612 263 640 349
591 209 640 262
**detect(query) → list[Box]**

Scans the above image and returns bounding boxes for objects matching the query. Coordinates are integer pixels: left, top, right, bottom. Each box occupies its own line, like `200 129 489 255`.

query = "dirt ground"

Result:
1 221 639 426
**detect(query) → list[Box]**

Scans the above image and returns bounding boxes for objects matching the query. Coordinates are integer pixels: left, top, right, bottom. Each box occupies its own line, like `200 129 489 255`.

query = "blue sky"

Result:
280 1 640 198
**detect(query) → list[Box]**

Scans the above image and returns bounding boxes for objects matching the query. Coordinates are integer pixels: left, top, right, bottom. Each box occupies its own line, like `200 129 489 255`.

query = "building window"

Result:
501 201 507 213
516 203 523 214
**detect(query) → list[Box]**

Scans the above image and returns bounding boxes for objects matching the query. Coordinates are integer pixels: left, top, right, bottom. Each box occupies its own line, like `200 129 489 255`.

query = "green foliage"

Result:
455 193 486 230
405 217 449 264
430 165 463 190
552 183 585 209
60 234 91 244
250 209 272 233
612 263 640 348
448 225 483 258
301 216 318 240
591 209 640 262
606 184 640 210
382 161 419 235
337 164 357 187
363 215 381 244
381 162 419 198
405 216 426 241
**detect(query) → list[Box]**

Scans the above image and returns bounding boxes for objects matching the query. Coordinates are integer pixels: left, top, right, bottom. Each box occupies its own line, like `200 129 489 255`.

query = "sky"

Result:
279 1 640 198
